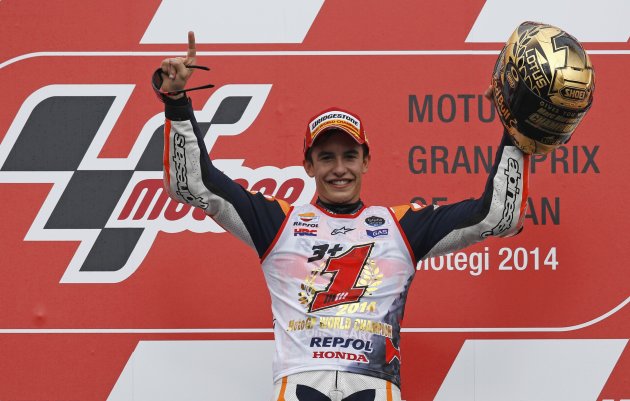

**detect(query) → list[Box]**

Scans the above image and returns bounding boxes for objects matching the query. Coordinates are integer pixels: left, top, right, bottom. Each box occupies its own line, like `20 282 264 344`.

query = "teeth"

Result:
331 180 349 185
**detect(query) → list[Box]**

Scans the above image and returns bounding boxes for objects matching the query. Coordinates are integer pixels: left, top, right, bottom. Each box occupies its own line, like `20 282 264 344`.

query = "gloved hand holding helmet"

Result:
492 21 595 154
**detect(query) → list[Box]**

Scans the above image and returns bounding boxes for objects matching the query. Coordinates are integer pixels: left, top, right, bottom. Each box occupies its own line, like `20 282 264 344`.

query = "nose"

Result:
332 156 347 176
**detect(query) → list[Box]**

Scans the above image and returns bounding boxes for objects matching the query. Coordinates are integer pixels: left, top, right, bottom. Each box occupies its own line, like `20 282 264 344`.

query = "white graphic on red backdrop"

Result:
467 0 630 42
141 0 325 44
434 339 627 401
107 341 275 401
106 339 627 401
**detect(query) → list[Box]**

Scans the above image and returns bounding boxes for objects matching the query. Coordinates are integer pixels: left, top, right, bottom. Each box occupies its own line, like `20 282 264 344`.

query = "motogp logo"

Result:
0 84 315 283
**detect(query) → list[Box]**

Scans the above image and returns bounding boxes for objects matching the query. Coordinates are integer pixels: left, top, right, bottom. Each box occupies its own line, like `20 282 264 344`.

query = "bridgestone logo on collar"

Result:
482 157 521 238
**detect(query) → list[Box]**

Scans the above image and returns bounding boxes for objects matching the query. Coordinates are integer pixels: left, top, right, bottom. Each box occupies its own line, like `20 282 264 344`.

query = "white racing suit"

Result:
162 96 530 400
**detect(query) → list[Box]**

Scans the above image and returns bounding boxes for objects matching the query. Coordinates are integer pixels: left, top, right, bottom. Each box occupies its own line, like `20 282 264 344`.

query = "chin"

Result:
326 192 356 205
320 182 360 204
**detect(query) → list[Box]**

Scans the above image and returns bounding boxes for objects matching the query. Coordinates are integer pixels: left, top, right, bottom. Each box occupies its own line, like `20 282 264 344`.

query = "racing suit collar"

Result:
315 198 364 216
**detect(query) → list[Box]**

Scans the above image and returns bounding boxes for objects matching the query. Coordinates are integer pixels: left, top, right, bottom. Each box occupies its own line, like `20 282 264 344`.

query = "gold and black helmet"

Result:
492 21 595 154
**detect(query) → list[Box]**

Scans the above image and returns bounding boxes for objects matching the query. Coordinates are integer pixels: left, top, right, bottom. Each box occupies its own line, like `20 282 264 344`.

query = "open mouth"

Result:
328 179 352 187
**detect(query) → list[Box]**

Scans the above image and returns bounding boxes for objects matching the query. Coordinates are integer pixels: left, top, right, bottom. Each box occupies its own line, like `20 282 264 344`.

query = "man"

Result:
155 32 529 401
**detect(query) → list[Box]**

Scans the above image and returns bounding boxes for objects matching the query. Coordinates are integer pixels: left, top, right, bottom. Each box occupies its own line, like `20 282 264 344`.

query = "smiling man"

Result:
155 32 529 401
303 109 371 207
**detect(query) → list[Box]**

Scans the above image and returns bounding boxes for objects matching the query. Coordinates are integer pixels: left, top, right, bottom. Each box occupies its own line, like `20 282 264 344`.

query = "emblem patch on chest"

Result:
299 243 382 313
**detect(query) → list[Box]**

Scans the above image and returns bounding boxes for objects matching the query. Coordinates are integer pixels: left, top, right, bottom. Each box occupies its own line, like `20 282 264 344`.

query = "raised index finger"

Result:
185 31 196 64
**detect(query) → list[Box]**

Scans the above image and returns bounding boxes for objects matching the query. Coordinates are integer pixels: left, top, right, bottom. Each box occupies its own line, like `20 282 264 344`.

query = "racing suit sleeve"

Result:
393 133 529 264
162 96 290 258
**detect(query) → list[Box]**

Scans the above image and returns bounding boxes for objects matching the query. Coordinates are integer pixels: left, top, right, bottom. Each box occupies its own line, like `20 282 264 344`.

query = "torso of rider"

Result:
157 31 530 401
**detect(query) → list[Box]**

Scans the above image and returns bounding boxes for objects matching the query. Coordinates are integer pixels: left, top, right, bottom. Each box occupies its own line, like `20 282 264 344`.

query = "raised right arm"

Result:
163 96 290 257
158 32 289 258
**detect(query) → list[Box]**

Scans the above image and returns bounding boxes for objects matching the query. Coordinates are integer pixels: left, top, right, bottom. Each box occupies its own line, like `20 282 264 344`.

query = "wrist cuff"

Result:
165 97 193 121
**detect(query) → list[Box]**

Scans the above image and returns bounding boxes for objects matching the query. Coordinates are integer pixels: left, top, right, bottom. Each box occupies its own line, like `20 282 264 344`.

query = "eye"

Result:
318 154 333 161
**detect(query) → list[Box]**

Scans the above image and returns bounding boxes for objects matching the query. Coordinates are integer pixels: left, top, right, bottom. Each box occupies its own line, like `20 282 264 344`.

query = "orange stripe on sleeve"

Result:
519 154 530 217
261 206 294 262
391 205 410 221
277 376 288 401
277 199 291 216
386 380 393 401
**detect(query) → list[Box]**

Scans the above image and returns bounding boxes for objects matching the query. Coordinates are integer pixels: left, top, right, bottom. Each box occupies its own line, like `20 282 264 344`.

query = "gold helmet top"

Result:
492 21 595 153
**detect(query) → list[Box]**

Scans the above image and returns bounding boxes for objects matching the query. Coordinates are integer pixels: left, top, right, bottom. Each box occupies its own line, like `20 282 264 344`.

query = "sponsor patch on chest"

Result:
366 228 389 238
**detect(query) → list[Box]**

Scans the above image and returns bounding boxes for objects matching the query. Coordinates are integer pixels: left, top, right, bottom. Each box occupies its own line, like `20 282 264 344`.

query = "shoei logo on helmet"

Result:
560 87 588 101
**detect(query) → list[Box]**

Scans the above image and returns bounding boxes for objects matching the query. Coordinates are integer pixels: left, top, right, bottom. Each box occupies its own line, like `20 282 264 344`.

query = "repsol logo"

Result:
294 221 318 228
310 336 374 352
482 157 521 238
408 93 495 123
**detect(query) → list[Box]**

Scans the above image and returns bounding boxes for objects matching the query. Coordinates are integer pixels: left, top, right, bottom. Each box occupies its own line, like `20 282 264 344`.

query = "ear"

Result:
303 158 315 178
362 153 371 174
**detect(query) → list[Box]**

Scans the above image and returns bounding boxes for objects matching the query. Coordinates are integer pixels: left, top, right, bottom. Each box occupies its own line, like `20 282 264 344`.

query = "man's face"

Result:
303 130 370 205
